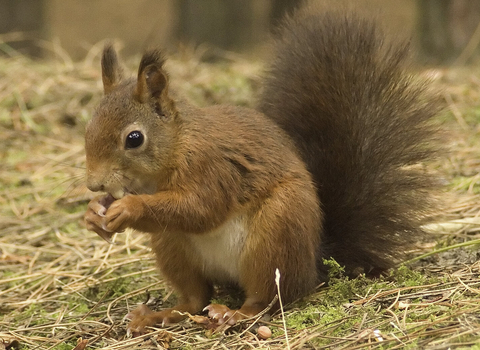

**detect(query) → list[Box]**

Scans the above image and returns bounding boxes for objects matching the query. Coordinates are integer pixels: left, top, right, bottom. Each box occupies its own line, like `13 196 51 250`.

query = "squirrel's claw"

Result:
85 194 118 242
204 304 244 325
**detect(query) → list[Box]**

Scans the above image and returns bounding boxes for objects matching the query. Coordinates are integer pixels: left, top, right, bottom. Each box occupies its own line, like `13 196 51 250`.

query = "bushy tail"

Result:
258 9 443 276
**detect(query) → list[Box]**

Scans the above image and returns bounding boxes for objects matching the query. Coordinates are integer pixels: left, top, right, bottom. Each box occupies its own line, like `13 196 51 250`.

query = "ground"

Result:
1 47 480 349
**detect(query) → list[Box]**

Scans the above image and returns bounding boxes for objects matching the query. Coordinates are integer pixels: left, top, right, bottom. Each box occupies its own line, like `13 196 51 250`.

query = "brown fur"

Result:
84 8 442 333
258 8 443 279
85 44 321 331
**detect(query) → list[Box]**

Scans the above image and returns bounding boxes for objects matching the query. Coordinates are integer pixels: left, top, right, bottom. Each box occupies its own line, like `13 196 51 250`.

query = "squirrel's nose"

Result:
88 183 105 192
86 176 105 192
86 164 106 192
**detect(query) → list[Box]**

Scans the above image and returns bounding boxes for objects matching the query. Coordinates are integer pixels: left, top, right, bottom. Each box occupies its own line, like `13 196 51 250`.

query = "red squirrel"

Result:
84 7 442 333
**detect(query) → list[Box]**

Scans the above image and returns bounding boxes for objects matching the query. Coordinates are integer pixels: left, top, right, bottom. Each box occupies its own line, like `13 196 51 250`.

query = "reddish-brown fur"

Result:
85 47 321 331
85 8 442 333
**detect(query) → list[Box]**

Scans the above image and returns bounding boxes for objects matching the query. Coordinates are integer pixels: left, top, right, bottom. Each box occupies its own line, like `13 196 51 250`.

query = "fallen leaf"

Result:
72 338 88 350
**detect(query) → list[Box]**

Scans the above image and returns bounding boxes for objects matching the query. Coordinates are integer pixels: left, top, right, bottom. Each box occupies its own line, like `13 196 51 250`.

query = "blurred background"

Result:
1 0 480 65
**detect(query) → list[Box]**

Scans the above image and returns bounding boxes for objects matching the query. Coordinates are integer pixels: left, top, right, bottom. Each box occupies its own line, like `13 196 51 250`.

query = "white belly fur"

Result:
189 214 247 283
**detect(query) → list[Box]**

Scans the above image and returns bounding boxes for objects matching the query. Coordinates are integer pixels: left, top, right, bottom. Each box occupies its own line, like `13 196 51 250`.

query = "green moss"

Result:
50 341 79 350
284 305 324 330
390 265 429 287
74 303 90 315
280 261 455 348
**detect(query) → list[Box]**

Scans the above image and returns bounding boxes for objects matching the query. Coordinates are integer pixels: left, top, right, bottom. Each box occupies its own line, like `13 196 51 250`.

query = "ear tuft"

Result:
135 50 168 103
101 44 123 94
138 50 166 74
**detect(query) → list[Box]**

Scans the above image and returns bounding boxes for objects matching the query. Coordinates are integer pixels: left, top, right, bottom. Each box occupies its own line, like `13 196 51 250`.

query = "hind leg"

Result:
127 233 212 334
206 181 321 324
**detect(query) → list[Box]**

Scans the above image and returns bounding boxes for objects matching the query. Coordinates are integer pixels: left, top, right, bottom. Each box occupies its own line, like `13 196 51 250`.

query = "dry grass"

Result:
1 45 480 349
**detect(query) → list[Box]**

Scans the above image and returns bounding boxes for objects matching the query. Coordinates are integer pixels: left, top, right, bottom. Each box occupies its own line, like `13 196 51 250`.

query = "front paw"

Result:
85 194 116 242
104 195 141 233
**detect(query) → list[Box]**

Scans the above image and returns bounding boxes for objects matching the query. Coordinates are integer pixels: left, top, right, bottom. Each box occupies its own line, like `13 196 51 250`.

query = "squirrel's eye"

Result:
125 130 144 149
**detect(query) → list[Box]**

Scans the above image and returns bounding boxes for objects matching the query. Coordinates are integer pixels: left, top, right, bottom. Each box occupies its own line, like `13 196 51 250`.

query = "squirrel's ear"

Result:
101 44 123 94
135 50 168 103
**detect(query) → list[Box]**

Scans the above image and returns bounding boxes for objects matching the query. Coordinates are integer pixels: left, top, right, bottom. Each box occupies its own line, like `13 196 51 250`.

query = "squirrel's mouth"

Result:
97 189 130 213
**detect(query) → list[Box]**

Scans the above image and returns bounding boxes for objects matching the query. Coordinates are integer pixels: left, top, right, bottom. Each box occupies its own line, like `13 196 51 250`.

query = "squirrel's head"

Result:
85 45 179 199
